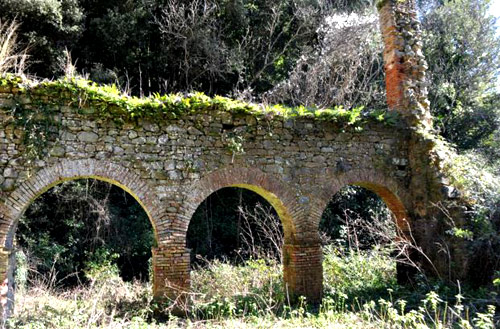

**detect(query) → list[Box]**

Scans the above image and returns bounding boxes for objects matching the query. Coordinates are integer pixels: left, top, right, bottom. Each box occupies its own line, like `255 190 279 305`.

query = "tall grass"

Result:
10 246 498 328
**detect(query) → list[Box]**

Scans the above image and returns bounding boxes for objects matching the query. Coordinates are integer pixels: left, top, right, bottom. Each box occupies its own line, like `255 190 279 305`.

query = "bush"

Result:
323 245 397 301
189 258 284 319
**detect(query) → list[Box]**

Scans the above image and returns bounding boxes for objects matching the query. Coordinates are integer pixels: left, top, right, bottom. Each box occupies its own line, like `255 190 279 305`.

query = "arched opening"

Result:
187 186 283 263
320 185 395 249
12 178 155 322
186 186 286 313
319 184 410 301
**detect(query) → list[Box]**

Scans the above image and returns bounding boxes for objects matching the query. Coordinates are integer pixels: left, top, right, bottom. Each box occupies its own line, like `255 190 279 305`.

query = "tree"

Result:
0 0 84 77
155 0 324 97
74 0 160 93
263 6 386 109
420 0 500 157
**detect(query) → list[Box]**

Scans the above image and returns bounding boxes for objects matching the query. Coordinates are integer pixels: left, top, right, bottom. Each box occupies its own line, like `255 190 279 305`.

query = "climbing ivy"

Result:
7 101 59 168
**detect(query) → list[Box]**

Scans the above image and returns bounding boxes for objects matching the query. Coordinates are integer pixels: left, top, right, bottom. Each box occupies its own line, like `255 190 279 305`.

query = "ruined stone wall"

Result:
379 0 432 128
0 80 412 311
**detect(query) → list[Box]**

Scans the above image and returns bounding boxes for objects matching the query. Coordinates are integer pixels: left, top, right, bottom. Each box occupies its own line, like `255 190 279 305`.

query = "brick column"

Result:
282 243 323 304
378 0 432 128
152 245 190 301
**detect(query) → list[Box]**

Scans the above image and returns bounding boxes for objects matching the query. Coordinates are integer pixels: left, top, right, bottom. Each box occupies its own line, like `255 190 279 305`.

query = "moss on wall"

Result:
0 75 399 128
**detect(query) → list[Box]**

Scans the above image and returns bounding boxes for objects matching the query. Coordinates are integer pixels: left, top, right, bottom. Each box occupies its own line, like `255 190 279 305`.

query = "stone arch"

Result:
315 169 416 285
181 166 301 244
0 159 163 318
1 159 162 249
159 166 322 304
315 169 411 234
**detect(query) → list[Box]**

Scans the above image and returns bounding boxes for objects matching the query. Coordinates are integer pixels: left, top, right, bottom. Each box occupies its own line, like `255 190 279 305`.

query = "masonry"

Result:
0 0 479 320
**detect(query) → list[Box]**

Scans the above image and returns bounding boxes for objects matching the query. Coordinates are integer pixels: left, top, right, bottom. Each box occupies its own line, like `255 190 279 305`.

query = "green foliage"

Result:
0 75 399 127
15 250 28 293
190 258 284 319
10 246 498 328
0 0 84 77
84 248 120 283
7 101 59 167
437 144 500 233
225 135 245 157
323 245 397 300
421 0 500 160
493 272 500 287
17 179 154 286
0 0 327 96
423 134 500 284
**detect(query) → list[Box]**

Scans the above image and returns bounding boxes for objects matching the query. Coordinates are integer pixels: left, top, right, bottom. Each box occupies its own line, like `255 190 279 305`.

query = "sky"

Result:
491 0 500 89
492 0 500 29
492 0 500 12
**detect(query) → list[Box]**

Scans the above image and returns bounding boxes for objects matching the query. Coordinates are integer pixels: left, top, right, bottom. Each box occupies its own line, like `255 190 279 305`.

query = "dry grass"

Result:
10 263 162 329
0 20 28 76
9 249 498 328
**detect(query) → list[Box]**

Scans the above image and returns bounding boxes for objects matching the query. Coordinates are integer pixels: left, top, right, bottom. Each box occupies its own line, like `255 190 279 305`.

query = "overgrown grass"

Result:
10 246 498 328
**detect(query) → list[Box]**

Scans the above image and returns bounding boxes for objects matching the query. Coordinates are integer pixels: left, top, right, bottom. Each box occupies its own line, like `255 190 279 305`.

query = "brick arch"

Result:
1 159 162 249
313 169 411 233
181 167 302 244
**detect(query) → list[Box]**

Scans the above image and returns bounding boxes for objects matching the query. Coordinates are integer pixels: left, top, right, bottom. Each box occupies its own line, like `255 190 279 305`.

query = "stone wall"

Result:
377 0 475 281
0 80 412 311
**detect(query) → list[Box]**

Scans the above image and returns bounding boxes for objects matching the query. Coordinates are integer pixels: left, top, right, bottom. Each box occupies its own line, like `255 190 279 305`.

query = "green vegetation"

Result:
17 179 154 285
2 0 500 327
11 246 498 328
421 0 500 159
0 0 369 96
418 131 500 284
0 74 398 126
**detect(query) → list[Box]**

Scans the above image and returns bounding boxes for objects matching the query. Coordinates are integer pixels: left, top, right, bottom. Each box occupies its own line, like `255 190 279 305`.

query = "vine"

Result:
8 100 60 168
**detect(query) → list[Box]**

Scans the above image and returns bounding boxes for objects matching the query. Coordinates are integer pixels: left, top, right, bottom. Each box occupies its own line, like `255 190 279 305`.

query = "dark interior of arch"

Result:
319 185 395 249
16 179 154 286
187 187 283 266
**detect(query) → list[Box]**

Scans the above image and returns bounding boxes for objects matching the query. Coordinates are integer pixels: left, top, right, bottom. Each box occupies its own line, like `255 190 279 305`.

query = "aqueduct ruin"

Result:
0 0 480 319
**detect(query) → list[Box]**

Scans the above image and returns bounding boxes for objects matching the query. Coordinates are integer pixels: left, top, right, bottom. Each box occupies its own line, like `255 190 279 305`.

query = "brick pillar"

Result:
282 243 323 304
152 245 190 301
378 0 432 128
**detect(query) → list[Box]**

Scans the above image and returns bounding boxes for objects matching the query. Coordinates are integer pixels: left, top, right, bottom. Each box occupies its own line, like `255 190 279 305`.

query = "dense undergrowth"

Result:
10 246 498 328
